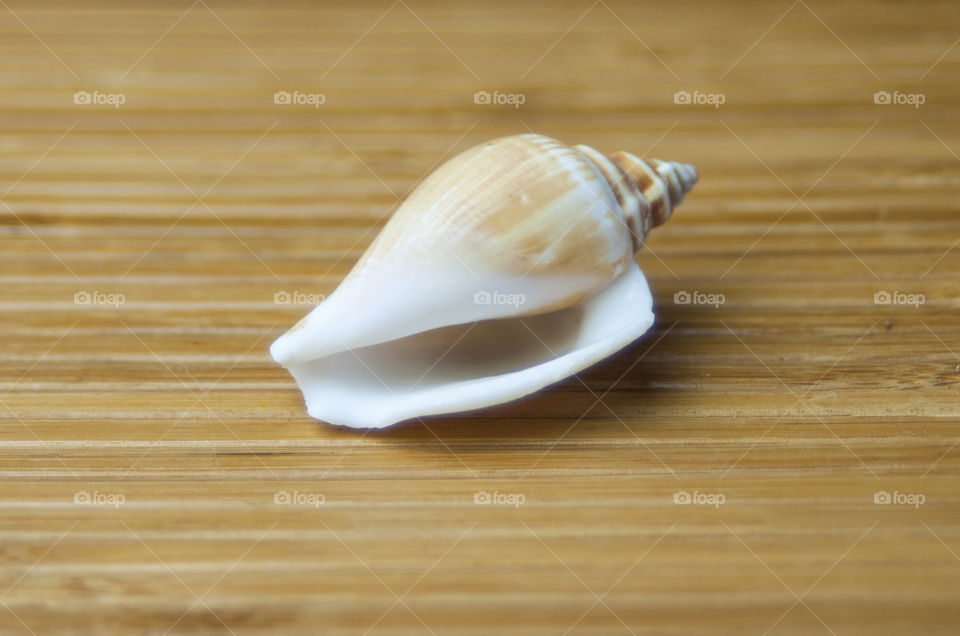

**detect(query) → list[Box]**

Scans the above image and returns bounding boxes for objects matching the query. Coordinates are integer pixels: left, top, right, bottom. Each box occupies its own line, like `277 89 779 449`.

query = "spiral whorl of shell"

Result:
574 144 697 253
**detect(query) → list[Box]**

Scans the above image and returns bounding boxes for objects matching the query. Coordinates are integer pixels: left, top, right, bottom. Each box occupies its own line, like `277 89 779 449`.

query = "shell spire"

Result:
574 144 697 252
615 153 698 227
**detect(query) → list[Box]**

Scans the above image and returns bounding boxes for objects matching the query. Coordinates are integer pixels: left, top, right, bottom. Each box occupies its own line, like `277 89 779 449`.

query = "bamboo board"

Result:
1 0 959 633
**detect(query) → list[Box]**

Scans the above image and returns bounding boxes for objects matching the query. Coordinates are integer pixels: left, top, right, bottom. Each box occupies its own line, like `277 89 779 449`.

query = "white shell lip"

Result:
275 263 655 429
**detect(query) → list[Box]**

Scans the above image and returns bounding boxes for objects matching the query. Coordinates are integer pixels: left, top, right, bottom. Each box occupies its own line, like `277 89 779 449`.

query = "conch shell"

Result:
271 134 697 428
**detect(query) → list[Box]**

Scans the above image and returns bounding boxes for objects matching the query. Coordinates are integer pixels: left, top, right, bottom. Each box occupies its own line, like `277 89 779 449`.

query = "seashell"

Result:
270 134 697 428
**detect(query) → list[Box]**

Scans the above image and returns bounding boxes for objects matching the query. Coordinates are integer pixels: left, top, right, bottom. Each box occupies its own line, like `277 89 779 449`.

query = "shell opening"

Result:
277 264 655 428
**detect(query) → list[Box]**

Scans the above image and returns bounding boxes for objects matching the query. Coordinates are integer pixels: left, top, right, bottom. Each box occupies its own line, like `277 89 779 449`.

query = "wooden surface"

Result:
2 0 960 633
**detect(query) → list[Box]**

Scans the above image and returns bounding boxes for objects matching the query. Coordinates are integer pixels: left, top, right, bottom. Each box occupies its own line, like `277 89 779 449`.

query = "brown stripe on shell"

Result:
573 144 651 253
